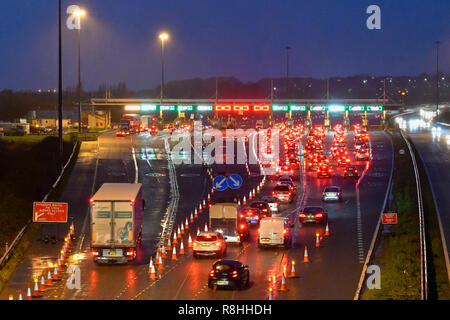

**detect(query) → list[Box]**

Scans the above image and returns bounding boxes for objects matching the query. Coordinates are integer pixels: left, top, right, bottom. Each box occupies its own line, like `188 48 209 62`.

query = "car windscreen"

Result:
274 185 290 192
214 264 236 272
303 207 324 214
196 235 218 242
250 202 266 208
262 197 277 203
325 187 339 192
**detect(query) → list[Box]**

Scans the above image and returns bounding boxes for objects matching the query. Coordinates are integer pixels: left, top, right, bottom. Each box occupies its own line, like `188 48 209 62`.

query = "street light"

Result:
73 8 86 133
159 33 169 102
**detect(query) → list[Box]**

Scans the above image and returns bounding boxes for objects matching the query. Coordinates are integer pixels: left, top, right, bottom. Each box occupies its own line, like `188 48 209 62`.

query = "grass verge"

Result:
363 130 421 299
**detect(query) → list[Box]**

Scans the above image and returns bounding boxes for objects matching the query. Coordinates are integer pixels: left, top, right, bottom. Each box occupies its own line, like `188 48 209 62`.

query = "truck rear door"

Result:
92 201 113 246
113 201 134 245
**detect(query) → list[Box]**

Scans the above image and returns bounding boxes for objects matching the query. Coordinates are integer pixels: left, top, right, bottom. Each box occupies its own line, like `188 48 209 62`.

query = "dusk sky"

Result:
0 0 449 91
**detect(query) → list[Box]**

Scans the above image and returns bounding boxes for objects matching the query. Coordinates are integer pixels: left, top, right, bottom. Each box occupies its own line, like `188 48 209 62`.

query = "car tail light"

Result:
215 241 221 247
328 169 331 172
283 229 287 234
125 249 135 257
258 228 260 233
91 250 100 256
240 223 246 230
240 214 244 218
337 192 341 196
366 152 369 156
193 241 198 247
232 270 238 278
299 213 306 218
255 215 260 220
315 213 323 218
322 192 325 196
209 269 215 277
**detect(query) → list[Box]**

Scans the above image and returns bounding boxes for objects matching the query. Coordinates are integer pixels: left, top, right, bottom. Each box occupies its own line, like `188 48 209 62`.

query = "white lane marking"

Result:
355 134 372 263
131 135 139 184
157 137 180 249
78 139 100 251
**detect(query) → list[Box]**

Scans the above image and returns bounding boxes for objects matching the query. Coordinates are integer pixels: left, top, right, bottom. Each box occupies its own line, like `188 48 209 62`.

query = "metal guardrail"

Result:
413 137 450 285
0 141 80 269
400 129 428 300
353 130 395 299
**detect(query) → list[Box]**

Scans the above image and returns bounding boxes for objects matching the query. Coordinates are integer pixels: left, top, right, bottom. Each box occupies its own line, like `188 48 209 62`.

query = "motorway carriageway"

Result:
0 115 393 300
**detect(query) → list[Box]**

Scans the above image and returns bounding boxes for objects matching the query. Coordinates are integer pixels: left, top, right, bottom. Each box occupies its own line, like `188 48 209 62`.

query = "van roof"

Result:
91 183 142 201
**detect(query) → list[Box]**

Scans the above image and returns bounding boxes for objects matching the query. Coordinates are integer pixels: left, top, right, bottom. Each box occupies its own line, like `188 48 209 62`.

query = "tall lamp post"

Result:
159 33 169 102
435 41 440 120
58 0 63 170
73 9 86 133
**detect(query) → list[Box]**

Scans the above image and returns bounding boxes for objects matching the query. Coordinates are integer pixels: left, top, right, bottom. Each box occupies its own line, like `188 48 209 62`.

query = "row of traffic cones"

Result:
17 223 75 300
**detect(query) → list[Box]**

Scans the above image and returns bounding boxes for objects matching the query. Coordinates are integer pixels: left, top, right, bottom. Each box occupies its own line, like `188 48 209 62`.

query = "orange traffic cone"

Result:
203 199 206 207
53 263 60 281
190 212 194 223
268 287 274 300
149 264 157 280
188 234 193 248
280 273 288 291
32 278 40 297
46 268 53 286
27 284 33 300
179 241 185 255
148 257 154 272
208 193 211 202
161 246 167 259
315 232 320 248
289 260 299 278
40 274 46 292
167 238 172 252
243 196 247 205
177 226 182 239
173 232 178 245
194 208 198 218
158 255 163 270
181 223 185 235
18 290 23 300
197 227 200 236
199 204 203 213
304 246 310 262
325 223 330 236
171 246 177 261
185 218 189 230
204 223 208 232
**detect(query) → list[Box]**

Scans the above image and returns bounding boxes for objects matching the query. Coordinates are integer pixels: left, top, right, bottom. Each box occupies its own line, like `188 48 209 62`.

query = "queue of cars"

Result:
200 120 371 290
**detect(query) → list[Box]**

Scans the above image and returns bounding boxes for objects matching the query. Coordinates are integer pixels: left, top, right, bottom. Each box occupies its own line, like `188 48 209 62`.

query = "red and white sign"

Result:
33 202 68 223
382 213 398 224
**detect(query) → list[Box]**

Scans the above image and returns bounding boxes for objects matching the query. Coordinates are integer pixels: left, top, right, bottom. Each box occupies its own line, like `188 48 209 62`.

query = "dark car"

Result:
250 201 271 218
298 206 328 225
344 166 359 179
208 260 250 290
239 207 262 225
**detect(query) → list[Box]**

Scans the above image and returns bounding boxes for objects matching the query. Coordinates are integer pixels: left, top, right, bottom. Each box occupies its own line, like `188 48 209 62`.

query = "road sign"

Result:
213 175 228 191
227 174 243 190
33 202 68 223
382 213 398 224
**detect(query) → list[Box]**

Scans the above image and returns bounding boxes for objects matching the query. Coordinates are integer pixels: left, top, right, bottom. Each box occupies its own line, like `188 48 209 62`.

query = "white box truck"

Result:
257 217 293 249
90 183 144 263
209 203 248 244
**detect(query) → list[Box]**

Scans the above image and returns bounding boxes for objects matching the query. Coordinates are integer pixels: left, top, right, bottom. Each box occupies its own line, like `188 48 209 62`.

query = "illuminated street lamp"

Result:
73 8 86 133
159 33 169 102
